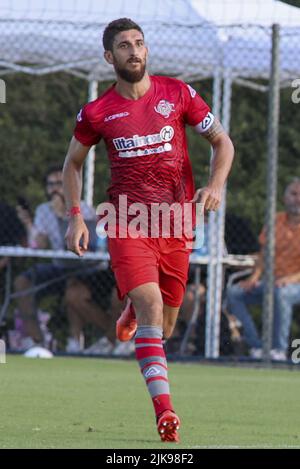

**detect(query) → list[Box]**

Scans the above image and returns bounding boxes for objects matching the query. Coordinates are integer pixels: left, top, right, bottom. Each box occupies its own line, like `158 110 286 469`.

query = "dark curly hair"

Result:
102 18 144 51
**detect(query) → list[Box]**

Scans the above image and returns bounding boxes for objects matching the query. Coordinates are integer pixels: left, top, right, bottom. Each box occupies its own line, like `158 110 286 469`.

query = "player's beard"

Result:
114 58 147 83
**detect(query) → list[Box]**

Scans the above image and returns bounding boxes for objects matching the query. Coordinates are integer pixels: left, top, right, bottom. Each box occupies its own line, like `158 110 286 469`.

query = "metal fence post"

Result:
84 79 98 206
205 68 222 357
263 24 280 362
211 68 233 358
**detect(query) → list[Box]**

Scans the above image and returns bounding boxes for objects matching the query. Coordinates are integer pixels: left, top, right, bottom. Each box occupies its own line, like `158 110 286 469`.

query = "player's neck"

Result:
115 73 151 100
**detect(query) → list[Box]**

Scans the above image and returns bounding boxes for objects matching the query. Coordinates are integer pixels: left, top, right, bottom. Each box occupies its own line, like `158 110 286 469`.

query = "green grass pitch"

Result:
1 356 300 449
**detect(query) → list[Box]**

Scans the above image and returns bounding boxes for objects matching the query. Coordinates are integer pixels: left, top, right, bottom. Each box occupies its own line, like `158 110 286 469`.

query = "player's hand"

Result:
239 277 260 291
65 215 89 257
275 276 295 287
190 186 222 212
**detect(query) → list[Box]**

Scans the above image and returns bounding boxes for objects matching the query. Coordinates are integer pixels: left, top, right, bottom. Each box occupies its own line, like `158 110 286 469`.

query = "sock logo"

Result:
144 366 160 378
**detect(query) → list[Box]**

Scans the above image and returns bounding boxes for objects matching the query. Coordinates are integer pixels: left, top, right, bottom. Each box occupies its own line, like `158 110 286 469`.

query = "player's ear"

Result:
104 50 114 65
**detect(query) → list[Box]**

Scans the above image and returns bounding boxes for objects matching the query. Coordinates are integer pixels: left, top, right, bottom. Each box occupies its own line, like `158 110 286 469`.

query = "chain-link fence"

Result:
1 0 300 361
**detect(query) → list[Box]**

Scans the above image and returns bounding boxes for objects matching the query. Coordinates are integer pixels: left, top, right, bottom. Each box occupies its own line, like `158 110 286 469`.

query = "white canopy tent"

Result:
191 0 300 82
0 0 220 81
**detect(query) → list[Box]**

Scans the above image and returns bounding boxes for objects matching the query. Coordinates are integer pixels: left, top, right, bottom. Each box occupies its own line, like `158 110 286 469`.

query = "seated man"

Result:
226 179 300 360
0 201 27 313
14 165 113 351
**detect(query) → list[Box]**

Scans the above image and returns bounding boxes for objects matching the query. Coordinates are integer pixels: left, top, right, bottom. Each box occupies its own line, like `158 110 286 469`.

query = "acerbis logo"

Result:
144 366 160 378
154 100 175 118
187 84 196 98
104 112 130 122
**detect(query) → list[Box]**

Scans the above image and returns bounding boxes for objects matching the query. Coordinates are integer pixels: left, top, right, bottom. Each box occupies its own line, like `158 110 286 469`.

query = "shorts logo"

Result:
154 100 175 118
187 84 196 98
77 109 83 122
144 366 160 378
104 112 130 122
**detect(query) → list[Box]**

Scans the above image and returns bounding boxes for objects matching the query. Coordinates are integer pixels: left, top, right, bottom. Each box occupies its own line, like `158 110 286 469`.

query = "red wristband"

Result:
68 206 81 217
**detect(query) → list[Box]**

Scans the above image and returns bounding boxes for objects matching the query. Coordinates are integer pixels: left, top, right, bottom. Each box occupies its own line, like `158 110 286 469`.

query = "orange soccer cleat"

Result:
157 410 181 443
116 298 137 342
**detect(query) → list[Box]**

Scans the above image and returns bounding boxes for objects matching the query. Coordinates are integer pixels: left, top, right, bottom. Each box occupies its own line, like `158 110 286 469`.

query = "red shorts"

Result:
108 237 191 307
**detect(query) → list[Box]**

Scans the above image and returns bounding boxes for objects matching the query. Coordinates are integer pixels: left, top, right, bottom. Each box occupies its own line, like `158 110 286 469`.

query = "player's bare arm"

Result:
191 118 234 211
63 136 91 256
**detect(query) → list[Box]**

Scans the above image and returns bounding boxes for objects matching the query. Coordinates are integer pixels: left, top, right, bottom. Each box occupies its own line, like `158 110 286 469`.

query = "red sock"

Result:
135 325 174 419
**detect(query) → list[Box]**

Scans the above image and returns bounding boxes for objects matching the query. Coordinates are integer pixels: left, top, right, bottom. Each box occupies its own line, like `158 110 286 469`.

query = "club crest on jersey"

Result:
154 100 175 118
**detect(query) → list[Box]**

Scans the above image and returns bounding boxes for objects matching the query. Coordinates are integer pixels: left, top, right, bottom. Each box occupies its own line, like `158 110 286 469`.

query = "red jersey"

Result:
74 76 212 210
75 76 214 238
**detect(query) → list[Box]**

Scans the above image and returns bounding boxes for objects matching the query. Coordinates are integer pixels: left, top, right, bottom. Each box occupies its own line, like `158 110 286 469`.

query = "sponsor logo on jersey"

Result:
154 100 175 118
104 111 130 122
187 84 197 98
160 125 174 142
77 109 83 122
113 125 174 151
144 366 160 378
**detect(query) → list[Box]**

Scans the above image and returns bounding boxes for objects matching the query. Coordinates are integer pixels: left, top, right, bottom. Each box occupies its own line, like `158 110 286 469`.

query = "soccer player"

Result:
63 18 234 443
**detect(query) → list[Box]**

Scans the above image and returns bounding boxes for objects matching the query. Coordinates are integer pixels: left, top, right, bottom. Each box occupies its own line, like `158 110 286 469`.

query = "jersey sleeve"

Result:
73 105 102 146
180 82 214 133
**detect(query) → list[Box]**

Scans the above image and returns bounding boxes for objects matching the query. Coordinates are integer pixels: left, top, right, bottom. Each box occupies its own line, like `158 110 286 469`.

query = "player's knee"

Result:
144 300 163 324
135 298 164 325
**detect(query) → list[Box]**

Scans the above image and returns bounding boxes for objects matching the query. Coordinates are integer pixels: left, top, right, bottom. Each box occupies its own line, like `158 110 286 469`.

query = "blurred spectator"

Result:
13 166 116 352
0 202 27 248
0 201 27 310
226 179 300 361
